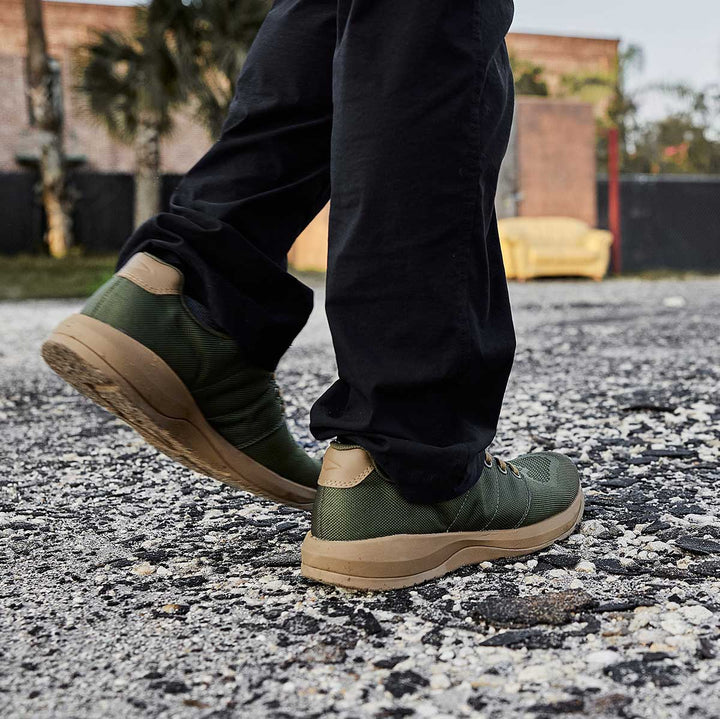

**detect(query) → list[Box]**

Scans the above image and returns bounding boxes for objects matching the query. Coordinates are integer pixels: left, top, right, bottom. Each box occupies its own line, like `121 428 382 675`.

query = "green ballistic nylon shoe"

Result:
301 442 584 589
41 252 319 509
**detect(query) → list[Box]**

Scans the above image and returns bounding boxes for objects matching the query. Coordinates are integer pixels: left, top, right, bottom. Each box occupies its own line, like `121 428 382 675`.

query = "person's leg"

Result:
304 0 583 590
42 0 338 507
119 0 337 371
310 0 517 503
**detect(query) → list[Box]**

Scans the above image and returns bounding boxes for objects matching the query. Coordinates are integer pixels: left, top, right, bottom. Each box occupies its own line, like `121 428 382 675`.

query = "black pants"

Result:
119 0 517 503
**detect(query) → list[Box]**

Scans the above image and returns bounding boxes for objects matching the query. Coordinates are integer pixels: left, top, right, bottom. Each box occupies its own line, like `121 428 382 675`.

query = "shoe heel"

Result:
42 314 316 508
42 314 196 421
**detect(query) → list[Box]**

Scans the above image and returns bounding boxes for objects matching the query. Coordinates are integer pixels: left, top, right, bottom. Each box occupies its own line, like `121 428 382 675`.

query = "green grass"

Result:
0 254 117 300
2 253 713 301
618 269 720 280
0 253 328 300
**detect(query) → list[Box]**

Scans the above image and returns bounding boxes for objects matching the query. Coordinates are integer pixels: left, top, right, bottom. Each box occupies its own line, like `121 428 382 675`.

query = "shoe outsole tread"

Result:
42 314 316 510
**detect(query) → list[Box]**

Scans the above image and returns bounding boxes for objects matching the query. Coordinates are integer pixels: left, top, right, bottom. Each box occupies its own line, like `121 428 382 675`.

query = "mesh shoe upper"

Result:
511 452 581 525
81 259 320 487
311 444 581 541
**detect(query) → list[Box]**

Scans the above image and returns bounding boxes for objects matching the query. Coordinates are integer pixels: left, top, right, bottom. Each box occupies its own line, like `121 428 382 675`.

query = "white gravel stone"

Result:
661 613 691 636
430 674 452 690
3 280 720 719
517 664 553 683
681 605 714 625
130 562 156 576
585 650 621 667
580 520 607 537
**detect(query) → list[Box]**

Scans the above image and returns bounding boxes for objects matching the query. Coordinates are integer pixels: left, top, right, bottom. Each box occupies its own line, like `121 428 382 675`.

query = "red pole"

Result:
607 127 622 274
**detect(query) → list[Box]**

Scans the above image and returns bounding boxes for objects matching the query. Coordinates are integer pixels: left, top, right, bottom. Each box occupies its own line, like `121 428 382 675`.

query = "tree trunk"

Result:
134 112 161 228
41 131 73 258
24 0 73 258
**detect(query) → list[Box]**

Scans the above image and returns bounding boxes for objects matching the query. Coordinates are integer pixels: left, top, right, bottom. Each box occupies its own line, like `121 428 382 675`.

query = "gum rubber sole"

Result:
41 314 316 510
301 491 584 590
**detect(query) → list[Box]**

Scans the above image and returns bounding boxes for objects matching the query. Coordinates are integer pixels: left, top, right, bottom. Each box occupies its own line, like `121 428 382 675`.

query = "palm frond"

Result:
77 22 185 144
77 0 270 143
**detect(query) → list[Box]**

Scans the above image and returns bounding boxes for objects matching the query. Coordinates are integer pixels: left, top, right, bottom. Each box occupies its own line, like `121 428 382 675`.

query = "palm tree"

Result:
560 44 645 171
24 0 73 257
78 9 184 227
149 0 269 139
79 0 267 223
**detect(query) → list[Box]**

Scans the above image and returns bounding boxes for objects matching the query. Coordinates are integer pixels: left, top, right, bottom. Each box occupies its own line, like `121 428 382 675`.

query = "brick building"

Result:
0 0 208 173
1 1 619 175
507 32 619 117
0 1 619 265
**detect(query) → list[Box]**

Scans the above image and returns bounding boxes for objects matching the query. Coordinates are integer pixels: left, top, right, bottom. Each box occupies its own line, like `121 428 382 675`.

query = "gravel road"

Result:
1 277 719 718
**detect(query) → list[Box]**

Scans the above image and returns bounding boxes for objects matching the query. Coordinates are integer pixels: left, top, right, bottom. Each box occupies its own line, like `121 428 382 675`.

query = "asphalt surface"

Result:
1 277 719 718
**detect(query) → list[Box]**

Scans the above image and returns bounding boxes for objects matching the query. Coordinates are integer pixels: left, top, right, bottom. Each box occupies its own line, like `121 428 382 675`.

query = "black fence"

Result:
1 170 719 273
597 174 720 273
0 171 182 255
1 172 39 255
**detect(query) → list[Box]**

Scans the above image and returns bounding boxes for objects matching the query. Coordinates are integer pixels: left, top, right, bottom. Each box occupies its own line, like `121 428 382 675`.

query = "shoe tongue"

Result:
184 296 225 333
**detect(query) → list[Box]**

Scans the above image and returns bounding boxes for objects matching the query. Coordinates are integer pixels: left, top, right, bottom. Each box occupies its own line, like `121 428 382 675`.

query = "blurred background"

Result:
0 0 718 298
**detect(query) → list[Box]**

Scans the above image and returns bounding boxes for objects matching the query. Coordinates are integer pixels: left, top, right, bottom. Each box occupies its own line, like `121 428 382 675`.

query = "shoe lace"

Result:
485 450 521 478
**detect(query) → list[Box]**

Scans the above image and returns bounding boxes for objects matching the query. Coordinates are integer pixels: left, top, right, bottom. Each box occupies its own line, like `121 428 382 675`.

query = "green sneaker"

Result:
41 252 319 509
301 442 584 589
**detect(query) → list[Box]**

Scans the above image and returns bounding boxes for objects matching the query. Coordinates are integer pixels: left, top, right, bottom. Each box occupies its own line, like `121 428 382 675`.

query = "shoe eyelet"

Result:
498 465 508 475
511 466 521 478
484 458 493 469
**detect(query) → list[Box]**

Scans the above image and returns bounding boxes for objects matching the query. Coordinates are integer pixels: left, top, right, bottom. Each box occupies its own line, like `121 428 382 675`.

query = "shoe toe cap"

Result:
512 451 581 524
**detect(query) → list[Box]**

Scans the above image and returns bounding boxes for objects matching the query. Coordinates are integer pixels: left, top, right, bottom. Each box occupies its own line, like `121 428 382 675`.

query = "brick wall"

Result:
0 2 606 266
0 0 211 173
0 4 618 175
507 32 619 117
1 0 135 57
515 97 597 225
508 33 619 85
0 54 28 171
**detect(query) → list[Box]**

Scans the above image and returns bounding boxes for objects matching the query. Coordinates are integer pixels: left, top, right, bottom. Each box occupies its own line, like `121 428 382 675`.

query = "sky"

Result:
513 1 719 92
53 0 720 103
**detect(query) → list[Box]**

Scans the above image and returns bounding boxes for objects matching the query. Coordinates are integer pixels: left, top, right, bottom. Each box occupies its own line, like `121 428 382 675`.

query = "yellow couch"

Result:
498 217 612 281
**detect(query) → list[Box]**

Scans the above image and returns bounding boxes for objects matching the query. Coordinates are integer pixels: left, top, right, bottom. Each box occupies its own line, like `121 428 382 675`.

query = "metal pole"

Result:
608 127 622 274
